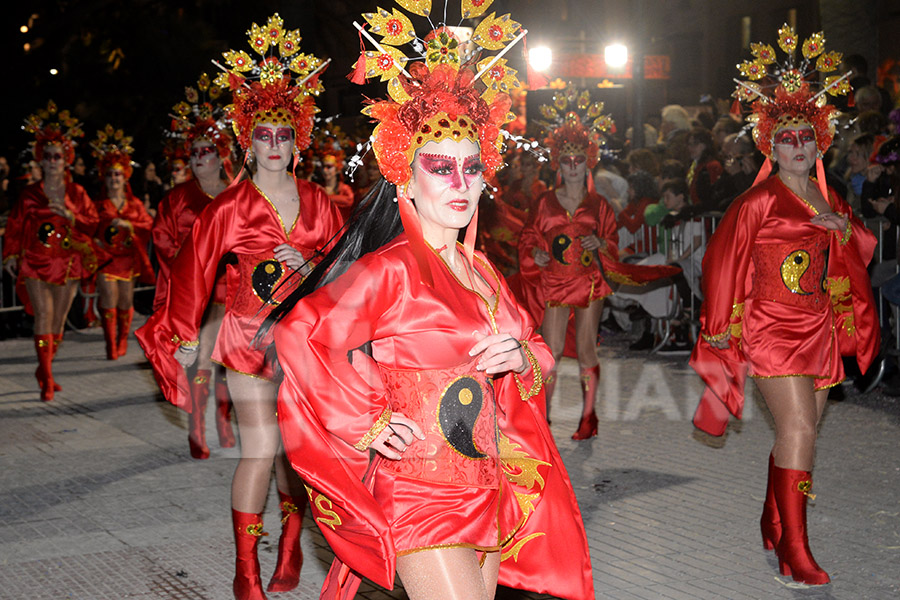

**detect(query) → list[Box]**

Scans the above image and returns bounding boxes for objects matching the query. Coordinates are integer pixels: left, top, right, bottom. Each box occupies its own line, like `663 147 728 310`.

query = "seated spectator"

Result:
686 127 722 210
710 133 759 212
610 179 706 353
617 170 659 256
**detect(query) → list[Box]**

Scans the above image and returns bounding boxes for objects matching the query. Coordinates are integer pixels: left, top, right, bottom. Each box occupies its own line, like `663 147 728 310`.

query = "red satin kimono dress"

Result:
3 181 99 312
94 192 154 283
518 190 619 311
152 179 226 312
690 176 880 435
274 236 595 600
136 177 343 409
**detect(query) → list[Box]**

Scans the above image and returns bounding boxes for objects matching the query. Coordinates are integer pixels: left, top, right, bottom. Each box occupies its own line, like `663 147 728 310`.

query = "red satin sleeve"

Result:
517 192 553 285
275 252 402 449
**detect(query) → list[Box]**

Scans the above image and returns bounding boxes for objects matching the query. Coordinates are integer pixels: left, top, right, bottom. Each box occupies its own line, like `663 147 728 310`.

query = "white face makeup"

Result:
190 141 221 178
40 143 67 179
559 153 587 185
251 123 295 173
408 138 484 241
105 166 126 193
772 125 817 177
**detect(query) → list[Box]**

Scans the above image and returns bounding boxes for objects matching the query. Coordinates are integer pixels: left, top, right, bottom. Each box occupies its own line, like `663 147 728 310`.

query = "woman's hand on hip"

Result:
370 413 425 460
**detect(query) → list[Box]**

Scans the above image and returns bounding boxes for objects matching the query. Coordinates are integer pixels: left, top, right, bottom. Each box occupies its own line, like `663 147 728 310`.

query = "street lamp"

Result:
604 43 628 70
528 45 553 73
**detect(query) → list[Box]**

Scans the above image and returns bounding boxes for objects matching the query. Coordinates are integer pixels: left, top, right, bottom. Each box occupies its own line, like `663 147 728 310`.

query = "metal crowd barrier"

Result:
617 212 900 355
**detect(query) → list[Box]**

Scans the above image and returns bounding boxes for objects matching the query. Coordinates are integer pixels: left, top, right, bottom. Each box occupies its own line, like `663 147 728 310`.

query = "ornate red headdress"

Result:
538 84 615 170
91 125 135 179
213 13 328 153
23 100 84 165
734 24 849 159
169 73 234 161
349 0 532 285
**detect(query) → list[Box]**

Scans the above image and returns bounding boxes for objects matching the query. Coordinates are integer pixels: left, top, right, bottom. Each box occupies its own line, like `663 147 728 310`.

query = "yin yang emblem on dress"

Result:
252 259 284 305
437 376 487 459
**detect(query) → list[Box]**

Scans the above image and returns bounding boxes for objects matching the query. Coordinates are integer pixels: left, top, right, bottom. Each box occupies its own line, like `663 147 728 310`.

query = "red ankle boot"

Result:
266 491 306 592
572 365 599 440
34 335 56 401
761 453 781 550
232 509 268 600
101 308 118 360
50 333 63 391
188 369 211 459
773 465 830 585
543 370 557 423
116 307 133 357
215 368 236 448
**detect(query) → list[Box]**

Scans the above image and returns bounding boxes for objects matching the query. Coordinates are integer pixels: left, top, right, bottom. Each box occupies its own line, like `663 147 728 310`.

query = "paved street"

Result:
1 316 898 599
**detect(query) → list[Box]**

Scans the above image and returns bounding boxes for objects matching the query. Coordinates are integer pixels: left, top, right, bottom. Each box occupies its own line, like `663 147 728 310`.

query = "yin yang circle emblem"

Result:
252 260 283 305
38 222 55 245
437 376 487 459
551 234 573 264
780 250 812 295
580 249 594 267
104 225 119 245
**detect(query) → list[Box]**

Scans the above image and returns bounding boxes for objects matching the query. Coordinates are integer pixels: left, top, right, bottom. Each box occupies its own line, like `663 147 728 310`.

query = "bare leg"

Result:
115 278 135 311
228 371 280 513
397 547 494 600
480 551 501 600
573 299 603 419
197 303 226 371
50 280 79 335
755 377 820 471
97 275 119 311
540 305 570 365
25 279 54 335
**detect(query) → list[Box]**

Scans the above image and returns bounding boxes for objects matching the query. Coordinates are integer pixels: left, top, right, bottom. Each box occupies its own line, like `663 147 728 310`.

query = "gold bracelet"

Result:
353 406 393 451
170 334 199 348
701 330 729 343
514 340 543 401
839 216 852 246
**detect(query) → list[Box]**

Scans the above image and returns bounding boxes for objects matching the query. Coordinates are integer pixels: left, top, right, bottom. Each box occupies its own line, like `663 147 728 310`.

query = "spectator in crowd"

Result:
686 126 722 210
710 132 759 212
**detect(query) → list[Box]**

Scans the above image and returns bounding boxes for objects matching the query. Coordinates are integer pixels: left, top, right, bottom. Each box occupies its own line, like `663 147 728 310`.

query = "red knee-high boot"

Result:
189 369 211 460
572 365 599 440
34 334 56 401
232 509 268 600
773 465 830 585
116 307 133 358
215 367 236 448
266 491 307 592
101 308 118 360
50 333 63 391
761 453 781 550
543 370 557 423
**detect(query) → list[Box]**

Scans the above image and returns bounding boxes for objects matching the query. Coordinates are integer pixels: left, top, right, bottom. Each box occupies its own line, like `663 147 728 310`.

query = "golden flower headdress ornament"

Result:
23 100 84 165
91 125 136 179
537 83 615 170
348 0 536 286
212 13 330 153
168 73 234 161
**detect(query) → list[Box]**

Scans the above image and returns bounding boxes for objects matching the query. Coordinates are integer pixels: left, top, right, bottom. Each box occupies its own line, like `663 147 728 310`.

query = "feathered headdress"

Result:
213 13 329 153
91 125 135 179
23 100 84 165
732 24 850 198
349 0 534 285
733 24 849 159
537 84 615 170
168 73 234 161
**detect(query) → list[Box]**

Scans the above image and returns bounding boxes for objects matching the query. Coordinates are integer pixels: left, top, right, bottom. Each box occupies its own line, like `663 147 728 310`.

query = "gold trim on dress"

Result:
514 341 542 401
397 542 502 557
211 359 273 381
250 178 299 236
353 405 393 451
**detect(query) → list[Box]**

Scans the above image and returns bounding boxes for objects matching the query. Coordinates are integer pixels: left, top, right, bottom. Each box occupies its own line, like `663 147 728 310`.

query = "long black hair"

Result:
254 177 404 346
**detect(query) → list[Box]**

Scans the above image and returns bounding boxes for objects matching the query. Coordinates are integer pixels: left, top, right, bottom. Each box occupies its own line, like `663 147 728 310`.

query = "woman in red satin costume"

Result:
136 15 342 600
90 126 154 361
258 9 594 600
3 101 98 400
518 87 618 440
690 26 879 586
153 74 237 460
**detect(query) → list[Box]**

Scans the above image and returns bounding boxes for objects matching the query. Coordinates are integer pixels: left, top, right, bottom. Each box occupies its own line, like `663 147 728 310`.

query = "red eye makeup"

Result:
417 153 483 189
560 154 587 168
774 129 816 148
43 152 65 162
190 146 216 159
